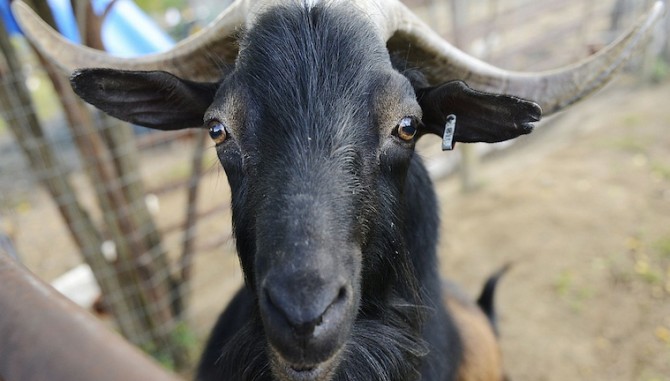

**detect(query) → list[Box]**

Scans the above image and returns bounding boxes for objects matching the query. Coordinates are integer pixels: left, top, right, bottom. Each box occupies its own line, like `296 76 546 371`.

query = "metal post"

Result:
0 253 184 381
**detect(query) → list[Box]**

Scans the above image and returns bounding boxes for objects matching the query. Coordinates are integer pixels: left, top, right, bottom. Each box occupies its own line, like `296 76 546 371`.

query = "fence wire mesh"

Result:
0 0 667 377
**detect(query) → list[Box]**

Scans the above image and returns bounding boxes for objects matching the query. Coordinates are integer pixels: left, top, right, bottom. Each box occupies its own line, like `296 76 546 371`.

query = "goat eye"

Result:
207 120 228 144
396 116 418 141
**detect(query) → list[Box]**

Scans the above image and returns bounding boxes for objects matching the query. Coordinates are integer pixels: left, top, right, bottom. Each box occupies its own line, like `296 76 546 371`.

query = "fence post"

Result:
449 0 482 192
179 130 208 313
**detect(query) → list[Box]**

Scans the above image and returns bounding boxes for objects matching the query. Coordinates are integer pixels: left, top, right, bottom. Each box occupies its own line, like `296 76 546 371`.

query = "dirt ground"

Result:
435 77 670 381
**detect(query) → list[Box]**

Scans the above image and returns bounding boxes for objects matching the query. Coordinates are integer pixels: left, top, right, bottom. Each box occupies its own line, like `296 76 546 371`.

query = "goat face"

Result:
209 7 426 377
69 3 539 380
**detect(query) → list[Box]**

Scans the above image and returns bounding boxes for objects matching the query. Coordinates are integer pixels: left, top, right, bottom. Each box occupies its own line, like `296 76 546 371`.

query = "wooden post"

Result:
72 2 188 365
450 0 481 193
98 113 188 367
179 130 208 311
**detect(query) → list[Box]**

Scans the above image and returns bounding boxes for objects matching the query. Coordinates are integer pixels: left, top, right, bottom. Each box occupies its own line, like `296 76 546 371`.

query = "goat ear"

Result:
417 81 541 148
70 69 219 130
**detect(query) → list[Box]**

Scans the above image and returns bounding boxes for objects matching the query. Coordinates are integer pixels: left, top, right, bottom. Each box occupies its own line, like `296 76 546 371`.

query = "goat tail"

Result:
476 262 512 336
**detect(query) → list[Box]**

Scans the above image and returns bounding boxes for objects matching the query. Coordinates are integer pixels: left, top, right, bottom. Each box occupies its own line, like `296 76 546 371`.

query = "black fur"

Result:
198 4 460 380
68 2 541 380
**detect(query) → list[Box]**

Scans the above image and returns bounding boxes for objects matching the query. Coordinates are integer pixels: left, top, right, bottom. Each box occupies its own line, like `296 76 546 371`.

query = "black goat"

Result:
13 0 664 380
70 6 535 380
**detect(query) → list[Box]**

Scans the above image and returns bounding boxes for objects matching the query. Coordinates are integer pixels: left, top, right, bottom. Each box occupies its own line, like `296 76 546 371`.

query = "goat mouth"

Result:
272 352 341 381
285 365 322 381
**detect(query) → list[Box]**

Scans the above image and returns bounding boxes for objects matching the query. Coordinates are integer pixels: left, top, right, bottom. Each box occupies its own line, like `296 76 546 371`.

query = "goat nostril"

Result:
292 316 321 337
336 286 347 303
264 288 320 337
290 288 345 338
263 283 350 340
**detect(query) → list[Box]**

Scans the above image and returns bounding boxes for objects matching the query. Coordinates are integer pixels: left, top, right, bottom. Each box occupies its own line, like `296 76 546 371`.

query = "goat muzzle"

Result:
260 272 354 368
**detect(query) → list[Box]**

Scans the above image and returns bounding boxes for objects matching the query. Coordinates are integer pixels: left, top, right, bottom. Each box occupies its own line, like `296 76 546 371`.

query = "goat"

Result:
13 1 665 380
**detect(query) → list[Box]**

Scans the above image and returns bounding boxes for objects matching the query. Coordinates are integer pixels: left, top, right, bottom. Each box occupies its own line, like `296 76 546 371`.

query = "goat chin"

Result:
270 348 342 381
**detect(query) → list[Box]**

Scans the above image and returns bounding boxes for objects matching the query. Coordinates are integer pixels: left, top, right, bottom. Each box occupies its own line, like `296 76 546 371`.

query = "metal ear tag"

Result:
441 114 456 151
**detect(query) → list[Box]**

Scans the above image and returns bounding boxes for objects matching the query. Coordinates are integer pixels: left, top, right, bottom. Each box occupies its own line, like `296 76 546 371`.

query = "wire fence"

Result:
0 0 667 377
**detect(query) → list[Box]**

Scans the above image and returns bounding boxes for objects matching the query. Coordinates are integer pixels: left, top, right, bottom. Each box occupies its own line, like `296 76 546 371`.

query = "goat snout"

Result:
266 282 348 337
260 273 353 365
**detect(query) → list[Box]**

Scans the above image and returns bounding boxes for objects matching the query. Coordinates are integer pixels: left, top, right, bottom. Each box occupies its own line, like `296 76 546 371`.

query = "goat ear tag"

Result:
441 114 456 151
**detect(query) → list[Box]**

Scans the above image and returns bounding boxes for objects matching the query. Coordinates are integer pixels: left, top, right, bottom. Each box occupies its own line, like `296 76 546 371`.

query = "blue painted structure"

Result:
1 0 174 56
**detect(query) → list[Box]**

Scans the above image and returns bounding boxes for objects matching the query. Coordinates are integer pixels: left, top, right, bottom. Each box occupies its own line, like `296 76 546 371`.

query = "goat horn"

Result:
387 1 666 116
11 0 249 82
14 0 665 113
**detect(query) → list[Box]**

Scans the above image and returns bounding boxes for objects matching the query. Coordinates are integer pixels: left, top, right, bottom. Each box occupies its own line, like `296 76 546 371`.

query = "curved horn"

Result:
14 0 665 110
386 1 666 115
11 0 249 82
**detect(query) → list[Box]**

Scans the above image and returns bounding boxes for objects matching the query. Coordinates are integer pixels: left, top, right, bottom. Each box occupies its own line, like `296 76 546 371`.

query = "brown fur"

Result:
443 283 504 381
